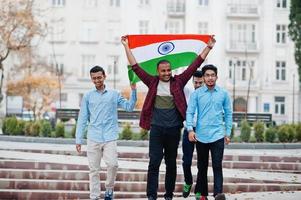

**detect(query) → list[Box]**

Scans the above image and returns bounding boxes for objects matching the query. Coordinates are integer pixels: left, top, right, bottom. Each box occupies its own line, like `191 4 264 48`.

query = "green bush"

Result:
40 120 52 137
265 127 276 143
287 125 295 142
230 126 235 139
24 122 33 136
240 120 251 142
139 128 149 140
120 123 133 140
253 121 265 142
232 136 241 143
71 125 76 138
295 123 301 141
55 122 65 137
277 125 288 143
3 117 18 135
30 121 41 137
2 118 8 135
131 133 141 140
249 135 257 143
15 120 26 135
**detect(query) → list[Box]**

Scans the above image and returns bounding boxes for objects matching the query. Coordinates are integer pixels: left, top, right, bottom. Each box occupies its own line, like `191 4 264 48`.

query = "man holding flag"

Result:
121 34 215 200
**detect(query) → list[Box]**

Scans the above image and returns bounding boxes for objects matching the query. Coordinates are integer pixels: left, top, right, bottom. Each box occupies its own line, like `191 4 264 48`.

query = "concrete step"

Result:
1 178 301 193
1 158 300 171
0 168 292 184
1 148 300 163
0 189 174 199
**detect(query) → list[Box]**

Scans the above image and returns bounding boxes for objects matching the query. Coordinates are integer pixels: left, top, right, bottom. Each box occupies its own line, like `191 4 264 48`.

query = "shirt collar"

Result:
93 85 107 94
204 85 219 92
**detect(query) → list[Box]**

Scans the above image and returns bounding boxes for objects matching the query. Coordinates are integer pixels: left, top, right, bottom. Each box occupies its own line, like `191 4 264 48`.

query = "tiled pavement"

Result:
0 139 300 199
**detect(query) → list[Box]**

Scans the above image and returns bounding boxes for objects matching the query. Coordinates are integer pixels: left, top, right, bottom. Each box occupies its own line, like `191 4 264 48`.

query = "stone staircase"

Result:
0 143 301 199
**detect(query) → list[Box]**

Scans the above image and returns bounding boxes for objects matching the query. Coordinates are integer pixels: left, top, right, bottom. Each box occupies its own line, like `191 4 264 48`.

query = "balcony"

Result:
167 1 185 16
227 2 260 18
227 41 259 53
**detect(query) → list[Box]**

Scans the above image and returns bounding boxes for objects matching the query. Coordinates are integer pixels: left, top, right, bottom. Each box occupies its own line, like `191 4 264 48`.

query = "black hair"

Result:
156 60 171 69
193 70 203 78
202 64 217 75
90 66 105 75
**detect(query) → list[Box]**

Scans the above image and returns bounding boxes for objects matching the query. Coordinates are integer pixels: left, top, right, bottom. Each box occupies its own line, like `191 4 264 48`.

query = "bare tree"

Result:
0 0 45 103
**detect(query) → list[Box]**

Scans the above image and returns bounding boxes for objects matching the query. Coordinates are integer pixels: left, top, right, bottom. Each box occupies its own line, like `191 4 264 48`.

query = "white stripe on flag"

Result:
131 39 207 63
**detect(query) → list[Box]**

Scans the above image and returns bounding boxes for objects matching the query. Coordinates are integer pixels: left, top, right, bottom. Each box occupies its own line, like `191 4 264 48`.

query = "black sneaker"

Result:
215 193 226 200
182 183 192 198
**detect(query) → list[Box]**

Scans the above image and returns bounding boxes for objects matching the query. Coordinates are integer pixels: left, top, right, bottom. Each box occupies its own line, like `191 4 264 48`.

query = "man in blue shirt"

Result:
186 65 232 200
75 66 137 200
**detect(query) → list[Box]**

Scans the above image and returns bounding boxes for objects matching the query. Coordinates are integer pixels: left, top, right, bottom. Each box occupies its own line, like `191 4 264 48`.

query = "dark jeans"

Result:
182 128 196 185
195 138 224 196
146 125 181 199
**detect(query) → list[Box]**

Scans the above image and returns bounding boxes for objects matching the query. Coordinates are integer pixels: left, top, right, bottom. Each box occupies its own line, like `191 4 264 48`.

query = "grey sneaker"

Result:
104 190 113 200
215 193 226 200
164 197 172 200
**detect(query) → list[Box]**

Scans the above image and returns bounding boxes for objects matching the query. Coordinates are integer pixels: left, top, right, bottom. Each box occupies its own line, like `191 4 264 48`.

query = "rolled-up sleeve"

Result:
117 89 137 111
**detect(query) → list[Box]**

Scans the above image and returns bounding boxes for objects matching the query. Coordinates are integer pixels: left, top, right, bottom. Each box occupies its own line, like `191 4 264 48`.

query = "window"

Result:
80 21 98 42
110 0 120 7
199 0 209 6
275 96 285 115
263 103 270 112
228 58 254 81
166 20 182 33
139 20 149 34
276 0 287 8
61 93 67 102
83 0 98 8
198 22 208 34
276 24 286 44
50 54 64 75
107 21 121 44
49 19 65 41
52 0 65 7
229 23 257 51
81 55 95 77
276 61 286 80
167 0 185 13
228 60 232 79
139 0 149 5
107 55 119 75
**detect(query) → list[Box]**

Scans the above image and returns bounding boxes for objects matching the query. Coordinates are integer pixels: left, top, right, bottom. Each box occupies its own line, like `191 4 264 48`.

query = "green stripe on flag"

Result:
128 52 198 83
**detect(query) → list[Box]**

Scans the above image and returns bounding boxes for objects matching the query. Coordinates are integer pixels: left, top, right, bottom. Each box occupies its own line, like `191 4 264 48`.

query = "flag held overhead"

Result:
127 34 213 83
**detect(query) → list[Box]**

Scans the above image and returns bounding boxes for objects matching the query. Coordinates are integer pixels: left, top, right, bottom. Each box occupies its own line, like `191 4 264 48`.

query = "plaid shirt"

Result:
131 56 204 130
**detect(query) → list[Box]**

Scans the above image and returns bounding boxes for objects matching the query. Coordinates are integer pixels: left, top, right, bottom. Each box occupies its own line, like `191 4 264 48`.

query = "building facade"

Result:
4 0 300 124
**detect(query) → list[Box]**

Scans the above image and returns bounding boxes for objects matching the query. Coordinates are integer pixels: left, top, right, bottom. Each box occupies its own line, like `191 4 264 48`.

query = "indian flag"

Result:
127 34 212 83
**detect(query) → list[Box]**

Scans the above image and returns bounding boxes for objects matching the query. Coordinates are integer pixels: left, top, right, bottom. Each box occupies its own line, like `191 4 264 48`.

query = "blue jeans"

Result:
146 125 181 199
195 138 224 196
182 128 196 185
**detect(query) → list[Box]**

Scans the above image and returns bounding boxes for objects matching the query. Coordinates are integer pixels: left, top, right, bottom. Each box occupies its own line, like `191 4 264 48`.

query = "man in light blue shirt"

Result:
186 65 232 200
75 66 137 200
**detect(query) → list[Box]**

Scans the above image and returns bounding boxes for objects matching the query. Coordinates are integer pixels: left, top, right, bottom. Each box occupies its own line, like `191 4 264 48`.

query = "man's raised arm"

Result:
121 36 137 66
